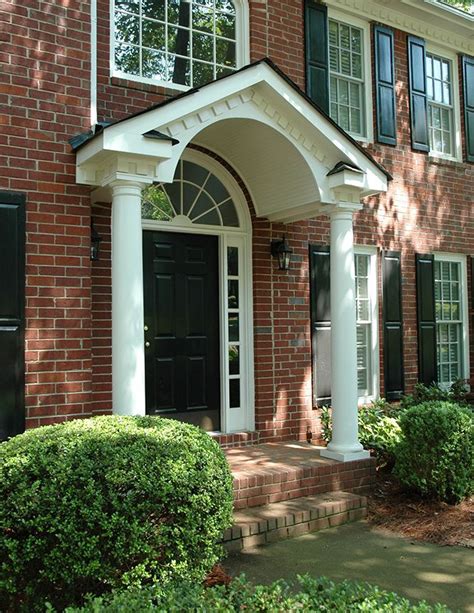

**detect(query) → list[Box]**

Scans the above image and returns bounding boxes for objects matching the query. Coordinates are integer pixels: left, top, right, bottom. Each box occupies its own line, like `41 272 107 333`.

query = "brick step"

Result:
231 457 375 510
222 491 366 551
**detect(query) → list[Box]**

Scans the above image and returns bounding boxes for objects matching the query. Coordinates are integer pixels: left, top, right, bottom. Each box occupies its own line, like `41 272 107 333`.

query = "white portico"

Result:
73 59 389 461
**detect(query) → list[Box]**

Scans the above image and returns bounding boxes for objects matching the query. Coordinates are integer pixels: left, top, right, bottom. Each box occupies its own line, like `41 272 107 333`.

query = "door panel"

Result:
0 193 25 441
144 230 220 430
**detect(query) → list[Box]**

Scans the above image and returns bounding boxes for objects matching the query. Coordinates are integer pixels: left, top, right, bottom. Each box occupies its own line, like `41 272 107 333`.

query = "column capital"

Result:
110 180 148 199
324 201 363 219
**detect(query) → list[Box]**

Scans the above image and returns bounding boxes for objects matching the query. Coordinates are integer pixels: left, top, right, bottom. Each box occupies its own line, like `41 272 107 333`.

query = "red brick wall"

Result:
2 0 473 439
0 0 93 428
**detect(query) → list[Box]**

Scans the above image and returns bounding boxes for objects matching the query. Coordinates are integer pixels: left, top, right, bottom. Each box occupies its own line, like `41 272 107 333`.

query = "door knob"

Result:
144 325 149 331
145 341 150 348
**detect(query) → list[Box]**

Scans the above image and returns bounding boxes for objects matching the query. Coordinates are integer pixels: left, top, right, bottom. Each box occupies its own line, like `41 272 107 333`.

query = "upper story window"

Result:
426 53 455 156
329 19 365 137
113 0 244 89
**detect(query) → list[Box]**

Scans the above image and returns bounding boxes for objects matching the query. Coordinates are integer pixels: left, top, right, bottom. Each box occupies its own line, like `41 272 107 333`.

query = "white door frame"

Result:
141 149 255 433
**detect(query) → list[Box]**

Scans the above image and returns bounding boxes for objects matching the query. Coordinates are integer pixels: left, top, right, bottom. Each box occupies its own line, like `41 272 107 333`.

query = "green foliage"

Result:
400 380 469 410
437 0 473 14
394 401 474 503
0 416 233 611
319 401 402 464
67 574 450 612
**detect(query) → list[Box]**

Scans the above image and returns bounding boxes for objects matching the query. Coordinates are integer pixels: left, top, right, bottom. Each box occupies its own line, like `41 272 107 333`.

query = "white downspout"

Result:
90 0 98 126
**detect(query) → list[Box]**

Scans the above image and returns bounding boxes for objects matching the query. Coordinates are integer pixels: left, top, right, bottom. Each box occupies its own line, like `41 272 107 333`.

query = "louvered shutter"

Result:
305 1 329 114
408 36 429 152
374 25 397 146
309 245 331 405
382 251 404 399
416 253 437 385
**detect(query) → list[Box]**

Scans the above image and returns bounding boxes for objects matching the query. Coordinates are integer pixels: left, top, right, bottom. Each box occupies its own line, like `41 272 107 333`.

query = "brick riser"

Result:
232 458 376 510
223 491 367 551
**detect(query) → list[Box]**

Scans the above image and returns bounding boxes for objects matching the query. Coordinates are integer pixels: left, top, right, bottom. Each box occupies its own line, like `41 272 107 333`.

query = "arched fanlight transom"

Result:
141 159 240 227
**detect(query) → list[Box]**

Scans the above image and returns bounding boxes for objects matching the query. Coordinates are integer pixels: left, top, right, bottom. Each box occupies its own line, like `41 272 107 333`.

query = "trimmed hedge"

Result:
66 575 450 612
394 401 473 503
0 416 233 611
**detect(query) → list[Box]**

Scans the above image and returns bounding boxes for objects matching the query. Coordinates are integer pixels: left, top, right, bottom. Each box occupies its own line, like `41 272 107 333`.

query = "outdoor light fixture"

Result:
90 219 103 261
270 236 293 271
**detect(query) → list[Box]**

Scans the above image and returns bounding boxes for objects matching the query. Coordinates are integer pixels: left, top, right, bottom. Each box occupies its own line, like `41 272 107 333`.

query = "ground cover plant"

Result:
0 416 233 611
65 574 450 612
320 399 402 466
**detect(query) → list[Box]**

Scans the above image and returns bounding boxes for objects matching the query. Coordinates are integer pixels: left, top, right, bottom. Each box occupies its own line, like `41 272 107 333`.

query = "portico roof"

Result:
74 58 389 222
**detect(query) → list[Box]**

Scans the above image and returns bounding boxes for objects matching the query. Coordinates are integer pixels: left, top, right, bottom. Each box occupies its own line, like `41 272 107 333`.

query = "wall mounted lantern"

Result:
271 236 293 271
90 219 103 261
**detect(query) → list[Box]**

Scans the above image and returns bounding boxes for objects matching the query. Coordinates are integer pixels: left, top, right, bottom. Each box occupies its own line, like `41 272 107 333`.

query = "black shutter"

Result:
305 1 329 114
407 36 429 152
309 245 331 405
382 251 404 400
462 55 474 163
374 25 397 146
416 253 437 386
0 191 25 440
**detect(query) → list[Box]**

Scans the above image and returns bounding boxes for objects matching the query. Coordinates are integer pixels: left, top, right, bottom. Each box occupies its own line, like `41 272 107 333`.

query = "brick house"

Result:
0 0 473 461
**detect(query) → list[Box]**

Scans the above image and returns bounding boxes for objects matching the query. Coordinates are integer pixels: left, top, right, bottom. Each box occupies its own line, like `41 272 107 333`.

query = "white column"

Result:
111 181 146 415
321 205 370 462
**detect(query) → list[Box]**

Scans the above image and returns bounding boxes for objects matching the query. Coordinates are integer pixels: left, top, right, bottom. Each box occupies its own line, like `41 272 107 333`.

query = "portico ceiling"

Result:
74 59 390 222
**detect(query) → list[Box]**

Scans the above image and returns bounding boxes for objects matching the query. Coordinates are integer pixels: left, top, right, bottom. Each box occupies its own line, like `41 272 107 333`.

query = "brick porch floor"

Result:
224 442 376 510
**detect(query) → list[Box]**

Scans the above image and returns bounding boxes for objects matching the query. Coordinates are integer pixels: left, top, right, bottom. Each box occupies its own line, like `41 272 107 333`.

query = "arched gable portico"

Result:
74 59 390 461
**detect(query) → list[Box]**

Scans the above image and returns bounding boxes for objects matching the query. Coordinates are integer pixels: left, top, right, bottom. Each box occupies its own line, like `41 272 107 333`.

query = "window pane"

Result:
216 12 236 39
192 4 213 33
340 50 351 76
142 48 167 80
115 43 140 75
351 28 361 53
229 379 240 408
340 24 350 49
228 280 239 309
352 53 361 79
168 26 191 57
143 0 165 20
115 12 139 45
219 200 239 226
229 345 240 375
192 60 214 86
168 54 191 85
216 38 236 67
193 31 214 62
142 185 175 220
329 20 338 46
142 20 166 51
228 246 238 276
181 183 201 215
229 314 239 341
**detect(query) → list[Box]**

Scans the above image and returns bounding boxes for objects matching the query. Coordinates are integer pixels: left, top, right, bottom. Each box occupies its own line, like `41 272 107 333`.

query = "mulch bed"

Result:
367 472 474 548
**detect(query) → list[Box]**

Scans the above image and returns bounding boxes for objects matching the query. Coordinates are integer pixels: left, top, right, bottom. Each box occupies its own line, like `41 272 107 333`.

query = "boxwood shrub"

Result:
0 416 233 611
394 401 473 503
67 575 450 612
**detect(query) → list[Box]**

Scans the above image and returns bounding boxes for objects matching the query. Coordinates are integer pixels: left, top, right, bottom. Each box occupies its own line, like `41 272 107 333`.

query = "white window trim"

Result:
433 252 470 386
327 8 374 144
354 246 379 405
110 0 250 91
426 43 462 163
141 148 254 434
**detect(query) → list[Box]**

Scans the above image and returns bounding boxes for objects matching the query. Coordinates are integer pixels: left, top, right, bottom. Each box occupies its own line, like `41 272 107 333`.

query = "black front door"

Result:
143 230 220 430
0 192 25 441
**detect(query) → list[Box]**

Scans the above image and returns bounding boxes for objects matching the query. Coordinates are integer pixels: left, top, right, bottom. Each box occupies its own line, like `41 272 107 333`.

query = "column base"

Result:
320 448 371 462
